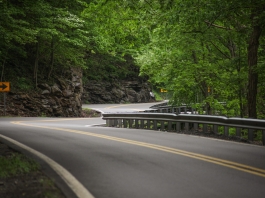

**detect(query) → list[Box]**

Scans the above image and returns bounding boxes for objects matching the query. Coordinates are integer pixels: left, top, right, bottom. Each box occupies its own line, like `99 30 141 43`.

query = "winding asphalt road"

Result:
0 102 265 198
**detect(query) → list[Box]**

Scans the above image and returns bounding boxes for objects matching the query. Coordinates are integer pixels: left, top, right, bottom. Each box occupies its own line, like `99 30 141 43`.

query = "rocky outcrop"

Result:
82 80 156 104
2 68 83 117
0 69 155 116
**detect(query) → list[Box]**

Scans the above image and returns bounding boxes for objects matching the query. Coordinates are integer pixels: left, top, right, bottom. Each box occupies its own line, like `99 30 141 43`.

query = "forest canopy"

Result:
0 0 265 118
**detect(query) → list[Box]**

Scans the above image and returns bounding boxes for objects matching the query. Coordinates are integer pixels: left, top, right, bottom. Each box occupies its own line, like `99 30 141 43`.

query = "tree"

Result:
0 0 90 88
136 0 265 118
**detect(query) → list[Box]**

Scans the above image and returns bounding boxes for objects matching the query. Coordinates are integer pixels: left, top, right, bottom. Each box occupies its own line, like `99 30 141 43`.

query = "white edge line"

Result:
0 134 95 198
85 123 105 127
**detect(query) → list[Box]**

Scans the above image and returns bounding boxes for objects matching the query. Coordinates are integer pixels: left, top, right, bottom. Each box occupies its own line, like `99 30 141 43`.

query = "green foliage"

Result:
0 153 40 178
0 0 264 119
82 108 93 113
82 108 100 117
152 89 164 101
131 0 265 118
82 0 144 56
83 53 141 82
16 77 34 91
40 112 47 117
0 0 90 87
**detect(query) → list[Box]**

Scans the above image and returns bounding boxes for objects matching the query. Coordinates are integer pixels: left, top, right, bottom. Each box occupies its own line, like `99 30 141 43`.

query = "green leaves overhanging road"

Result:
1 0 265 118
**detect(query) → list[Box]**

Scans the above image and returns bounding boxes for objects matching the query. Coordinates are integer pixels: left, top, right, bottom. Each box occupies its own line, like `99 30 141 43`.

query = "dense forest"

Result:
0 0 265 118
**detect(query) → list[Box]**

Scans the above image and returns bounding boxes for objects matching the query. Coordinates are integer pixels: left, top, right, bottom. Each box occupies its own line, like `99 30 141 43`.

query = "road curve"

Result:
0 102 265 198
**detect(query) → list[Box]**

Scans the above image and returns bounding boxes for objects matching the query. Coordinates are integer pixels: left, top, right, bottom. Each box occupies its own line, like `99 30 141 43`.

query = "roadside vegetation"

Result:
0 152 39 178
82 108 101 117
0 142 66 198
1 1 264 195
1 0 264 117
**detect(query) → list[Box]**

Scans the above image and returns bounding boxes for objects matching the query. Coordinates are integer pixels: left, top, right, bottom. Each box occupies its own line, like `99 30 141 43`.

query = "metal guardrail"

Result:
148 102 227 115
145 105 194 114
102 113 265 145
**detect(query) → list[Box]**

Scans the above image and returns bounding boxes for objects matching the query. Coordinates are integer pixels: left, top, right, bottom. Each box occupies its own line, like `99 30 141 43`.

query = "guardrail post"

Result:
106 119 110 127
185 122 189 131
248 129 254 141
118 119 122 128
224 126 229 136
124 119 128 128
111 119 115 127
161 121 165 131
135 119 139 128
203 124 207 133
147 120 151 129
129 119 133 128
140 120 144 129
168 121 172 131
213 125 218 134
262 130 265 146
176 122 180 132
194 123 198 131
153 120 157 130
114 119 118 127
236 127 241 136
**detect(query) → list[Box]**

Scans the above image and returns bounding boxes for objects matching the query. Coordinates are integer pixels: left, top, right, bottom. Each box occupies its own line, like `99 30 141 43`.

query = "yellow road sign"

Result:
160 88 168 93
0 82 10 92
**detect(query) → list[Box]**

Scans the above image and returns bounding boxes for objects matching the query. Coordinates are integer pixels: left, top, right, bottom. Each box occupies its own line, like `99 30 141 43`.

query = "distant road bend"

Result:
0 102 265 198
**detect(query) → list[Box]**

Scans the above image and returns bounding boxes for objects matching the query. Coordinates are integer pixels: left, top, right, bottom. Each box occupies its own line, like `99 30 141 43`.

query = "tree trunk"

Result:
48 37 55 79
1 56 6 82
247 25 262 118
34 41 39 88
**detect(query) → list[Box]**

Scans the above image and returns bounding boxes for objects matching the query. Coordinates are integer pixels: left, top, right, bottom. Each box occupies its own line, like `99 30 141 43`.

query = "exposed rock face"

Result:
0 68 155 116
2 68 83 117
82 80 156 104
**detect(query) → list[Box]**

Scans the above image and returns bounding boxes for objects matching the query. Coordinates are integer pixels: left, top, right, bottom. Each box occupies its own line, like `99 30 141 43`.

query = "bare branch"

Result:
209 41 231 59
205 20 232 30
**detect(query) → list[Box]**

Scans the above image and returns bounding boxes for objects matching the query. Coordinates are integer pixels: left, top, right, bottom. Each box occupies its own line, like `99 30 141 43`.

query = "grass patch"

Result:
0 153 40 178
153 90 164 101
82 108 101 117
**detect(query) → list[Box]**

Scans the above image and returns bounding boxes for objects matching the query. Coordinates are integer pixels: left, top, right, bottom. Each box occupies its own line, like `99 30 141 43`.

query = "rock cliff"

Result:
0 69 155 117
82 80 155 104
1 68 83 117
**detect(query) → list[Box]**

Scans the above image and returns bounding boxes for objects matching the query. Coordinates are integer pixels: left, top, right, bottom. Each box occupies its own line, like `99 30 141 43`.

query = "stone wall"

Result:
82 80 156 104
1 68 83 117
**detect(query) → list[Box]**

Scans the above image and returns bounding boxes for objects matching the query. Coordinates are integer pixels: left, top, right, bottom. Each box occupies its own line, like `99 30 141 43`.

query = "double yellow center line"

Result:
11 120 265 178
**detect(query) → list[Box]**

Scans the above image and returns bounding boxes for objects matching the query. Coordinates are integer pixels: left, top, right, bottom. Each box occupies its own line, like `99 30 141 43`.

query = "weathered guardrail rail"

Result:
102 113 265 145
147 102 227 115
145 105 194 114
